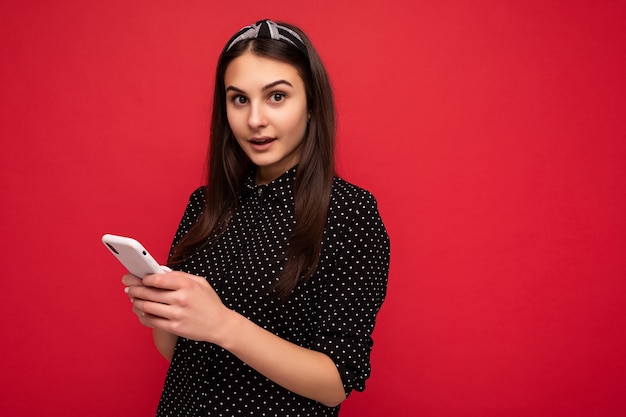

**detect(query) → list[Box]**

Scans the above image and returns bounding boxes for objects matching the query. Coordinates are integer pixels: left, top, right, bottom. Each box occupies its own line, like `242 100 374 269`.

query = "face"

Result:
224 52 309 184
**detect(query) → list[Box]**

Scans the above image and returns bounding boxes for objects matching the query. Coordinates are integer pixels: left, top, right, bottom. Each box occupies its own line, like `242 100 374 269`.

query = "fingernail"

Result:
124 287 129 294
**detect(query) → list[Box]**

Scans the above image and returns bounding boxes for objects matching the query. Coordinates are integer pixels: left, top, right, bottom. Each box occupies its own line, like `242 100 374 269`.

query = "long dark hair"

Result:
168 22 336 300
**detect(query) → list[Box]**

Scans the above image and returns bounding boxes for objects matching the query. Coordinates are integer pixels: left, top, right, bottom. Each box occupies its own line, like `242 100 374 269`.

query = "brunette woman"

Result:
123 19 390 416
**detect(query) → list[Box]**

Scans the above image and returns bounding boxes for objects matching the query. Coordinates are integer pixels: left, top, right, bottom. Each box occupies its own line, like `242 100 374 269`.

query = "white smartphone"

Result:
102 234 168 278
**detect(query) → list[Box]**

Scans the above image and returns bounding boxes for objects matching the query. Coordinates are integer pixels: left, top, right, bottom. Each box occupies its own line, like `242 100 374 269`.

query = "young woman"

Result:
122 19 390 416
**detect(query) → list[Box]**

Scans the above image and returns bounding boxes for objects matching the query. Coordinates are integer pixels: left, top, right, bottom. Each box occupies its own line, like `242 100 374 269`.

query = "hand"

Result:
122 273 156 328
124 271 234 344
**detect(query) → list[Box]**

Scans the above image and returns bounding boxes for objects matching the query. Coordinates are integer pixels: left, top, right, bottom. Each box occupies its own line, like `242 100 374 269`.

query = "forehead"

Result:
224 52 304 88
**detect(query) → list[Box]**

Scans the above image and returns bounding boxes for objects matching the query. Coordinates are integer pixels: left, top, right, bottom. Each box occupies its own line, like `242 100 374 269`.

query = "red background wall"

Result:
1 1 625 416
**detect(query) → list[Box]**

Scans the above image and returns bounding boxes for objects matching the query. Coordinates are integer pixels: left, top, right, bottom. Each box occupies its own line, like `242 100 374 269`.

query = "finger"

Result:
127 284 171 305
133 298 171 321
122 273 143 286
132 306 155 328
142 271 188 290
123 286 134 303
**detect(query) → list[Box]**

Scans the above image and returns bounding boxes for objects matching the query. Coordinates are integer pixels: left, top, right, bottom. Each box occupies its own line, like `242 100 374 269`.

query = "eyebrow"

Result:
226 79 294 94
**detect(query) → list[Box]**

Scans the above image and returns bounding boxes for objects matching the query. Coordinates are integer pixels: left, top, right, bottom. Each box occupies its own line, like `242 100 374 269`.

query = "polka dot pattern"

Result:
156 167 390 416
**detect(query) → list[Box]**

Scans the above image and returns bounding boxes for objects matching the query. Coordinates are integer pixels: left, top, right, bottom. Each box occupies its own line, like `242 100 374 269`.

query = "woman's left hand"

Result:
126 271 233 344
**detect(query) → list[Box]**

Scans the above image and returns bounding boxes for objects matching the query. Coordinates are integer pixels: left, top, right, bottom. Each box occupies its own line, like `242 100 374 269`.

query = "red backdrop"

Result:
1 1 625 416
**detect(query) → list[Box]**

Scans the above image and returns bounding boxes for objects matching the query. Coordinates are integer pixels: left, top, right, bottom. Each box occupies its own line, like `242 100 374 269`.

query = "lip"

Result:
248 136 277 151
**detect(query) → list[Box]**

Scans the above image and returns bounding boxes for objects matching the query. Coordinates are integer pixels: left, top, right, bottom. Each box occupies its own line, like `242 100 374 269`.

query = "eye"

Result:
227 94 248 106
232 96 248 104
269 92 286 103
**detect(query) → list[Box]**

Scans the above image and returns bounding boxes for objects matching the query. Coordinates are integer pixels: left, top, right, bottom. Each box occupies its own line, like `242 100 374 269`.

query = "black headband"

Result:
225 19 307 55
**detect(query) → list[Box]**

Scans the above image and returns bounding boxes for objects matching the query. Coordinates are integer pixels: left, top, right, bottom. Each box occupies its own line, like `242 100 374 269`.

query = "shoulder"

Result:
329 177 387 238
178 186 207 224
189 186 207 201
326 177 390 266
187 186 207 208
331 177 380 212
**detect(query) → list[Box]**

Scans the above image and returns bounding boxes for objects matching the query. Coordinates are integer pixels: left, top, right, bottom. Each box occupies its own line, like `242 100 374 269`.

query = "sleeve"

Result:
310 191 390 396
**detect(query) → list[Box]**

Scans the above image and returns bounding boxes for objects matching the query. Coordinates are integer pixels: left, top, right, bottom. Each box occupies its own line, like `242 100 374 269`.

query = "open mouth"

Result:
250 137 276 145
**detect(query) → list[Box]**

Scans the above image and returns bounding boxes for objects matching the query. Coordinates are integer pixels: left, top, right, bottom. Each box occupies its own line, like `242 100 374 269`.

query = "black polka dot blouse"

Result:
156 167 390 417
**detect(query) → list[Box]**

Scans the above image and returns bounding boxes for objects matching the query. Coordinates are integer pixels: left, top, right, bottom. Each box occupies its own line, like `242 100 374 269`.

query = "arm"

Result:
152 328 177 362
310 189 390 394
217 308 346 407
127 272 346 407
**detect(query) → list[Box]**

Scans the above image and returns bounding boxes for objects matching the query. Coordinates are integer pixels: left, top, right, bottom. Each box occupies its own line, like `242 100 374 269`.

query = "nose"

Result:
247 102 268 129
